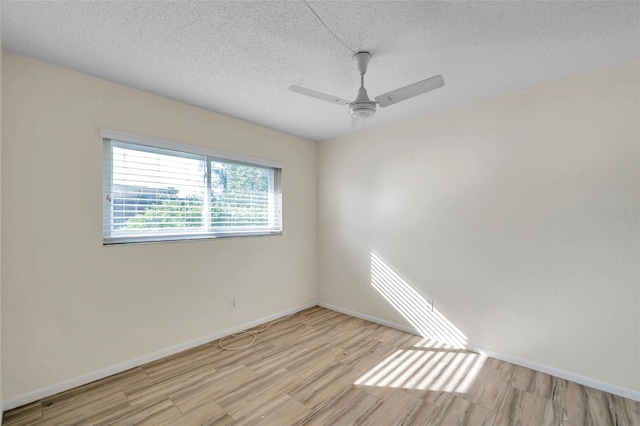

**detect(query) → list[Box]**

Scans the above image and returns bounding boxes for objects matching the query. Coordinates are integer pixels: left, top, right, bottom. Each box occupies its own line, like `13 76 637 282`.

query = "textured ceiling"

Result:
1 1 639 142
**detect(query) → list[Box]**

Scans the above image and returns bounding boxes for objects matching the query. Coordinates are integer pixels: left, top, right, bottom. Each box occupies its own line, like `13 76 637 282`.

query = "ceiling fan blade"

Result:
374 75 444 108
289 85 350 106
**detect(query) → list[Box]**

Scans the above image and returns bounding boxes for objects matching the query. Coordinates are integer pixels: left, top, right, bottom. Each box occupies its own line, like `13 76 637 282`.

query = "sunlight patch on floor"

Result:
354 344 485 392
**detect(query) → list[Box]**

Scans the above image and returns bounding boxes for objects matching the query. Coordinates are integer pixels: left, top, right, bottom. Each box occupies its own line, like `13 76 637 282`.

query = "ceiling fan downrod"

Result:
349 52 376 121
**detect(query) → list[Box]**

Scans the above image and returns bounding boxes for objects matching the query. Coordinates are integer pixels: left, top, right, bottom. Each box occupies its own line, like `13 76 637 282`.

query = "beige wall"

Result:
1 52 317 400
318 62 640 392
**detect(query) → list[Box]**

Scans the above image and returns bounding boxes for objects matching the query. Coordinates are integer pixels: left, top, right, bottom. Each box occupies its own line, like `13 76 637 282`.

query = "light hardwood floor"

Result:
4 306 640 425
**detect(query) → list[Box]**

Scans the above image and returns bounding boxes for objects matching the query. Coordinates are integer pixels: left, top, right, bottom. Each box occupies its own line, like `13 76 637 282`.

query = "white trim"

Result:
100 128 283 169
1 302 316 411
317 302 419 335
317 301 640 402
104 230 282 245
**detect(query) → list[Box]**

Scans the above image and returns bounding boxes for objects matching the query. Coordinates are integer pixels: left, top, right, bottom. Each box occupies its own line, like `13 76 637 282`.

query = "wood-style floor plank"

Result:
166 399 233 426
455 364 512 411
481 356 517 374
286 344 347 380
402 399 440 425
583 387 619 426
405 350 478 406
233 393 311 426
41 367 150 419
300 385 382 426
609 393 640 426
289 363 360 410
425 395 496 426
168 364 256 414
561 380 588 425
3 402 42 426
42 391 132 425
4 306 639 425
108 398 182 425
510 365 566 403
244 342 311 375
494 386 562 426
342 340 397 373
143 344 213 383
124 364 218 410
215 367 302 419
358 389 422 425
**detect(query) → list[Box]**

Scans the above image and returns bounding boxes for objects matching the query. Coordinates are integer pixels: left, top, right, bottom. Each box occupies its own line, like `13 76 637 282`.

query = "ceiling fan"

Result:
289 51 444 126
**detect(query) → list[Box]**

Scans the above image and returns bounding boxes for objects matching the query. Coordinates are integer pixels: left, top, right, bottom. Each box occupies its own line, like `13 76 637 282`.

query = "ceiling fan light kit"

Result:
289 50 444 125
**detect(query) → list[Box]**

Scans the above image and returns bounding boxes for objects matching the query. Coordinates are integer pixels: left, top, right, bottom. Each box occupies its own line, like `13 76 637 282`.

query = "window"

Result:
102 130 282 244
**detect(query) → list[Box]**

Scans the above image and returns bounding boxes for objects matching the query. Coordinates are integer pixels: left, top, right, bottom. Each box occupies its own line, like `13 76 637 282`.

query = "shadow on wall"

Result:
370 251 467 348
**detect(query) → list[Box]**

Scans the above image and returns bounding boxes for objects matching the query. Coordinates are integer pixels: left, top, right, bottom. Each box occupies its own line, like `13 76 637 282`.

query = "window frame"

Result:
101 129 283 245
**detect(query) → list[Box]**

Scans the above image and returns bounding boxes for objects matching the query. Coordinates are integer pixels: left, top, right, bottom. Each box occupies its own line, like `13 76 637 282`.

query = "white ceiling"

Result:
1 1 638 142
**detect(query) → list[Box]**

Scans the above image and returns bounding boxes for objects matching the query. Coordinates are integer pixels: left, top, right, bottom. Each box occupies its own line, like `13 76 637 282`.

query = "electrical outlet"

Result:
229 298 237 310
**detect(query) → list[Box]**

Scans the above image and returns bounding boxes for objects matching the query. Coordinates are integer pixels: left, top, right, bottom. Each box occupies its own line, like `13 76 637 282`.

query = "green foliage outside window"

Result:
124 163 271 229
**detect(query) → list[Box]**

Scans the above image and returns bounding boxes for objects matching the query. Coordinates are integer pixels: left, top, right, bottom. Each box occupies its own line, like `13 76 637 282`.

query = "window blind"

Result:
103 134 282 244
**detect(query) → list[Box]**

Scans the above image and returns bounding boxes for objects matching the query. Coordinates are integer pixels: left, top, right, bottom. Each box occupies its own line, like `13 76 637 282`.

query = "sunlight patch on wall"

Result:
370 251 467 348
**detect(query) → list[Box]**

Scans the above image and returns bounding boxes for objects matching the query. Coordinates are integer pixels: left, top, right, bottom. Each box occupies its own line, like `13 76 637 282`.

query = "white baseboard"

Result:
2 302 316 412
317 302 420 335
318 301 640 402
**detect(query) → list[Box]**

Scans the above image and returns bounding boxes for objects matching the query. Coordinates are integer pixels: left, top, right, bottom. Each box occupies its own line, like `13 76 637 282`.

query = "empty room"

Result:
1 1 639 425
